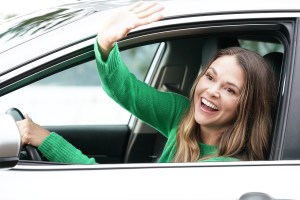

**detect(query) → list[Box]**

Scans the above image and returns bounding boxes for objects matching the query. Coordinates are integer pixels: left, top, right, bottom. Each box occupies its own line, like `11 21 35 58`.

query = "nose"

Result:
207 84 220 98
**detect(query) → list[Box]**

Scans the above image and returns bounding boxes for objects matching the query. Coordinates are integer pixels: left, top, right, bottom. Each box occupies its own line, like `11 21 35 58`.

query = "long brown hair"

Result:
173 47 276 162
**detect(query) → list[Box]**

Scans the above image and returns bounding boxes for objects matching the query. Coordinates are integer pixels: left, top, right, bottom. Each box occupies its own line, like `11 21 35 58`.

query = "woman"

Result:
174 48 275 161
17 1 276 163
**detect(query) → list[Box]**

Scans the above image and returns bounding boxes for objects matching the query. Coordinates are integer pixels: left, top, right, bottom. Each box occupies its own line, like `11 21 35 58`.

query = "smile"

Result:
201 98 219 111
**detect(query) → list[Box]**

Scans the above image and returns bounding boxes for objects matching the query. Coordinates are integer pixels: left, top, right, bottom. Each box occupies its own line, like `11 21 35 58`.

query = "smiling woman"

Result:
194 55 245 131
180 47 276 162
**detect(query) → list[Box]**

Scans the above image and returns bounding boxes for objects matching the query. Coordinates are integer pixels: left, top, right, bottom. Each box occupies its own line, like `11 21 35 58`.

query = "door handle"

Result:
239 192 291 200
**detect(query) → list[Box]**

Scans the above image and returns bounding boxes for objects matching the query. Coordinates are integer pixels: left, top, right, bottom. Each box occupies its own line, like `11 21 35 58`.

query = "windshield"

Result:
0 7 95 54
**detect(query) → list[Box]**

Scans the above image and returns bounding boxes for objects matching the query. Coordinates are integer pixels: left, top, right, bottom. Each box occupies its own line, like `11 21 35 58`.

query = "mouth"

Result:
201 97 219 112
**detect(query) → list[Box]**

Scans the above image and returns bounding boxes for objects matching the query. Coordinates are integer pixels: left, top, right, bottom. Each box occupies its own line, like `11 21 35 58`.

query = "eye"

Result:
205 73 213 81
226 87 235 94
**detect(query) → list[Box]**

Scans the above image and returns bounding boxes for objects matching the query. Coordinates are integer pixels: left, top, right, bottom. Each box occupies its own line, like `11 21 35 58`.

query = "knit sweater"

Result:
39 132 97 164
37 39 239 164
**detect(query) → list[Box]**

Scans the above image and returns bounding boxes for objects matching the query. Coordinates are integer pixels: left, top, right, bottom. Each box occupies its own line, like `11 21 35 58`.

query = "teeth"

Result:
202 98 218 110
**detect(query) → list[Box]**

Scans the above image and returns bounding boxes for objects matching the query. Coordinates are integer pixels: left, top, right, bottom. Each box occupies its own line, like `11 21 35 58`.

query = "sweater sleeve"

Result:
38 132 97 164
94 39 190 137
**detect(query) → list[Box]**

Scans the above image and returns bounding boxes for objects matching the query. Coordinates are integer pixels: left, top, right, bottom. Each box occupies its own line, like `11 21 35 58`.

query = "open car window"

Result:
0 23 286 165
0 44 159 126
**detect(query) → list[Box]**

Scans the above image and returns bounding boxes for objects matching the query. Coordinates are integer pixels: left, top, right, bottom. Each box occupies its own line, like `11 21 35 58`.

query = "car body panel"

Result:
1 0 300 75
2 161 300 200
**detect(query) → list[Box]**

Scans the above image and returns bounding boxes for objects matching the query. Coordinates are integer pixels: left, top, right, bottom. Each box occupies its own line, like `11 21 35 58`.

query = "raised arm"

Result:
95 2 189 137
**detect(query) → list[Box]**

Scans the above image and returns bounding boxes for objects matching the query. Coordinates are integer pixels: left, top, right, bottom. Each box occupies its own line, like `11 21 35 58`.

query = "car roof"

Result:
164 0 299 16
0 0 299 75
1 0 298 51
0 0 126 53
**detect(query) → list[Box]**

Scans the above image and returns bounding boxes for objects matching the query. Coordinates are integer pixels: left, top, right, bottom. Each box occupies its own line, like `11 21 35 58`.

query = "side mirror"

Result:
0 114 21 169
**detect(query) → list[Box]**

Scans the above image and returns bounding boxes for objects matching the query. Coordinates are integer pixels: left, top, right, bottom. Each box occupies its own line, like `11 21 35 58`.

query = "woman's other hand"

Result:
97 1 164 58
16 114 50 147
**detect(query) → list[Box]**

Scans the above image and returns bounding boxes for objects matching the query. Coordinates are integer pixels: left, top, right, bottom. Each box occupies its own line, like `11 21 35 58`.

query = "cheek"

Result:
194 82 203 102
223 96 240 114
195 78 205 94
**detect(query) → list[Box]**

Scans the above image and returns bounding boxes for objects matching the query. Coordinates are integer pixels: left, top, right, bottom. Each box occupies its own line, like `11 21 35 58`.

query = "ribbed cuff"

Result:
38 132 97 164
94 38 121 76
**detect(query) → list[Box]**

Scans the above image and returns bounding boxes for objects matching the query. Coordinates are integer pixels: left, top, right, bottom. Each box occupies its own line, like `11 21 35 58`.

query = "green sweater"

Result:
38 39 239 164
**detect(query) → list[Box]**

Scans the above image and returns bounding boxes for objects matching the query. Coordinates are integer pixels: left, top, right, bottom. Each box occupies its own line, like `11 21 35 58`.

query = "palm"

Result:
98 1 164 55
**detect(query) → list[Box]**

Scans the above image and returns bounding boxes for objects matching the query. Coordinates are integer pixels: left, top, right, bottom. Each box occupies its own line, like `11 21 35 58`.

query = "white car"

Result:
1 0 300 199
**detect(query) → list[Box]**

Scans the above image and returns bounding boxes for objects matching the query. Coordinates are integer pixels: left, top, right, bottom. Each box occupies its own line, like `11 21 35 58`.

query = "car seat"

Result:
263 52 283 91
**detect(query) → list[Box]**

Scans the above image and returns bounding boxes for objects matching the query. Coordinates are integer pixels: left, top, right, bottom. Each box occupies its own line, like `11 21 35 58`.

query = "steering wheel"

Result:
6 108 42 161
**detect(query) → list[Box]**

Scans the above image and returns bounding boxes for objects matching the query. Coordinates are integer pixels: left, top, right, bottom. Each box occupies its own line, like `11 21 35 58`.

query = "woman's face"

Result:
194 55 245 132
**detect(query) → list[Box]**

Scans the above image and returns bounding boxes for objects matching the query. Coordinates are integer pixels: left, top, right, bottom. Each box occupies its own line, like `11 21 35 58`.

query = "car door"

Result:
1 161 300 200
1 2 300 200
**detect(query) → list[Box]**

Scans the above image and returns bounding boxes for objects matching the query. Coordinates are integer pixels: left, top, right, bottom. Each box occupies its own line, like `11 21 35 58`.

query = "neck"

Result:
200 125 226 146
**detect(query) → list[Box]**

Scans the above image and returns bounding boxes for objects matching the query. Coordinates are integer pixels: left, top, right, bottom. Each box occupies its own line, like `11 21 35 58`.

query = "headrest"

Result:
201 37 240 67
263 52 283 89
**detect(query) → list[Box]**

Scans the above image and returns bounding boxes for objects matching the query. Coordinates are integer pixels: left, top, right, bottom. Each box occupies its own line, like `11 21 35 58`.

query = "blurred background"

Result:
0 0 151 126
0 0 79 23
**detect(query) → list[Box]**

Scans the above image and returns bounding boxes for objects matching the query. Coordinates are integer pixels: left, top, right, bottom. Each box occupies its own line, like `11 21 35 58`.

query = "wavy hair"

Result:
173 47 276 162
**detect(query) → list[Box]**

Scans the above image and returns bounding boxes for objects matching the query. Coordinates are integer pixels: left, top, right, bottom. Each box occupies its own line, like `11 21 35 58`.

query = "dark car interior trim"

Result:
47 125 130 163
281 18 300 160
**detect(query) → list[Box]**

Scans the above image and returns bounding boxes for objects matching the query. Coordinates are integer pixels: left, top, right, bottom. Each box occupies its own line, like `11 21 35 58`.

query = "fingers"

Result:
19 126 36 146
18 117 50 147
21 133 31 146
97 1 164 57
128 1 144 11
138 11 164 27
133 2 164 26
15 116 35 146
131 1 158 14
17 120 31 146
134 2 164 18
24 113 33 121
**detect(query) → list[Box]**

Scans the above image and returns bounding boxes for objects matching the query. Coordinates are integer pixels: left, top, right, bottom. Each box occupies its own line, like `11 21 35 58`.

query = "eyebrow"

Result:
209 67 242 92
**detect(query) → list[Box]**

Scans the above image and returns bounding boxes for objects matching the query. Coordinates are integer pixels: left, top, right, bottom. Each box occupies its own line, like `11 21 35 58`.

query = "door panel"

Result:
5 161 300 200
45 125 130 164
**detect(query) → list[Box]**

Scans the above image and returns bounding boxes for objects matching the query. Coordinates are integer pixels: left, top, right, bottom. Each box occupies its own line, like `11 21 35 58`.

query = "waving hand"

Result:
97 1 164 58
